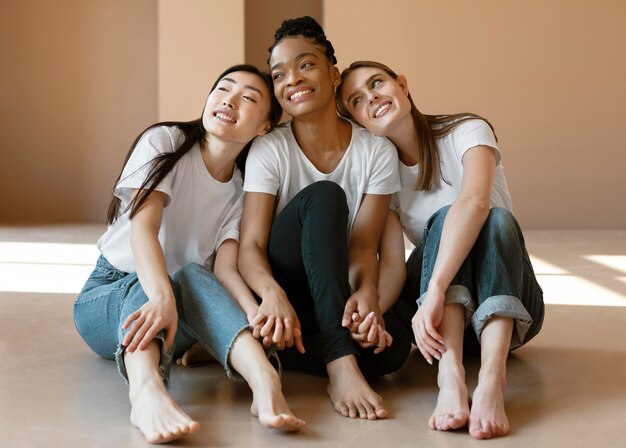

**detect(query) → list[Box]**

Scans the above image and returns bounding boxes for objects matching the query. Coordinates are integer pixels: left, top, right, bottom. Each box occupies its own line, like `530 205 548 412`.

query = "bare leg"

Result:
469 316 513 439
429 304 470 431
126 341 200 444
326 355 387 420
228 331 305 432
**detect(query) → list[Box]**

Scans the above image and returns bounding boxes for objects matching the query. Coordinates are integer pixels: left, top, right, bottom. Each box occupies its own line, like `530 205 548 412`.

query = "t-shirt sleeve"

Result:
243 137 281 195
114 127 176 205
365 137 401 195
453 119 502 165
216 192 244 248
389 192 400 212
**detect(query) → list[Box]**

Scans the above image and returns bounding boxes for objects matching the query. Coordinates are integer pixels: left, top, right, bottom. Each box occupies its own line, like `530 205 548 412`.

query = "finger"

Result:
164 322 177 349
376 325 386 348
367 318 379 342
250 313 266 328
352 312 361 323
260 315 275 338
350 332 367 342
357 312 375 334
293 327 305 354
385 331 393 347
342 300 357 327
283 318 293 345
272 318 283 344
415 339 433 365
126 319 151 352
262 335 272 348
139 322 162 350
122 310 141 331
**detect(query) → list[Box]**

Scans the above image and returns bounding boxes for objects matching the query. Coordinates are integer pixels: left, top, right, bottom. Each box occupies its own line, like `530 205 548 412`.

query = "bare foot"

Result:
129 378 200 444
249 372 305 432
469 378 509 439
326 355 387 420
428 374 470 431
176 342 216 367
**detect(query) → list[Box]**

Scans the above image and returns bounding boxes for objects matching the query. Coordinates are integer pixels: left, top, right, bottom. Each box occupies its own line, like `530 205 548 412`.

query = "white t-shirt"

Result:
394 119 513 246
98 126 243 274
243 120 401 233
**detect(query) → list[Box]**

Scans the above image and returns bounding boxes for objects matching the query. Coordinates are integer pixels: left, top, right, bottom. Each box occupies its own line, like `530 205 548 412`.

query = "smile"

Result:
373 102 391 118
214 111 236 123
288 89 314 101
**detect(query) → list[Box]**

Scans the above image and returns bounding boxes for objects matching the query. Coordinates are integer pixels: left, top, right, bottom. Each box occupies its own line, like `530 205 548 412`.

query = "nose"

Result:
368 91 379 104
222 96 235 108
285 69 302 87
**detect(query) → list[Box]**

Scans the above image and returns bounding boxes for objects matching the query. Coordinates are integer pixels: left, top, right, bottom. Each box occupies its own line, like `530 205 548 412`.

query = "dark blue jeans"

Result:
398 206 544 353
269 181 412 376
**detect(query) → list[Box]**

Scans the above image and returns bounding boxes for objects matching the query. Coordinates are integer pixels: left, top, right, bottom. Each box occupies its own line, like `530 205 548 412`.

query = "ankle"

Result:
327 355 357 376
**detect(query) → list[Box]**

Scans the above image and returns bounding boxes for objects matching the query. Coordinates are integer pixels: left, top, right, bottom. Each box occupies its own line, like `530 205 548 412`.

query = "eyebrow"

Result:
220 77 264 97
270 52 319 72
346 73 380 106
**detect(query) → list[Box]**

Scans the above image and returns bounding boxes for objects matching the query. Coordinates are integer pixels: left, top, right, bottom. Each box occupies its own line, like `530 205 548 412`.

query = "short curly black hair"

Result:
268 16 337 65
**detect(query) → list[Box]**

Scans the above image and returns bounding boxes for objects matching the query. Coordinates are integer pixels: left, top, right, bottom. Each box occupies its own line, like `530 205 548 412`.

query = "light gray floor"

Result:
1 226 625 447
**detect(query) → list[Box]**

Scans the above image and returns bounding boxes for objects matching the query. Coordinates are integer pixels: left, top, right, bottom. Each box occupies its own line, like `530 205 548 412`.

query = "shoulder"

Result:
251 122 292 150
137 125 181 155
448 119 496 143
349 121 397 155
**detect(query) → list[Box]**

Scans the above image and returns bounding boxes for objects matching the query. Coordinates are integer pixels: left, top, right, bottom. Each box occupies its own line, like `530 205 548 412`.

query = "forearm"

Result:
349 248 380 304
238 243 286 303
378 259 406 314
427 196 490 294
214 266 259 318
131 219 175 303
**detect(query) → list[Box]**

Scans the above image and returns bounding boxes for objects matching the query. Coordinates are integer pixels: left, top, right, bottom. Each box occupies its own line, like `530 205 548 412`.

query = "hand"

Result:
251 287 305 353
411 289 446 364
349 311 393 354
341 286 384 331
122 296 178 352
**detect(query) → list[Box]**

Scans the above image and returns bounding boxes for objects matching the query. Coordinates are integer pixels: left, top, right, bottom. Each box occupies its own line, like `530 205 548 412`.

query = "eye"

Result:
218 86 229 92
272 72 283 81
371 79 382 88
243 95 257 103
300 62 313 70
351 97 361 107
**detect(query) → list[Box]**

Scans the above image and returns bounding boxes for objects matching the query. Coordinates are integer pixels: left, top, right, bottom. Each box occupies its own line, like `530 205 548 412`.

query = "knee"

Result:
305 181 347 210
483 208 520 240
172 263 215 288
426 205 451 232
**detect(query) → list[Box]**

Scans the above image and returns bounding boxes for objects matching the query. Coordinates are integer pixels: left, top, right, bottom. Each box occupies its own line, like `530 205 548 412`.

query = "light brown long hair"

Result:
337 61 496 191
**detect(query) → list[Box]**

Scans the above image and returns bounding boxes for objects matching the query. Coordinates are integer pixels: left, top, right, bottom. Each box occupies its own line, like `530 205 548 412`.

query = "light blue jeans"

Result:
73 255 250 383
399 206 544 352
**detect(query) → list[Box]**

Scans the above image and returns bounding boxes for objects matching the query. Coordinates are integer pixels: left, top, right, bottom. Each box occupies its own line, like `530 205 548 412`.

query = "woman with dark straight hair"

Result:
338 60 544 439
74 64 304 444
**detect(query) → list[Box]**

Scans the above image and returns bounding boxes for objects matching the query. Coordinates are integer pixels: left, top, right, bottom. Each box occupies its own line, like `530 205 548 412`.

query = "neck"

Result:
291 105 351 153
387 113 421 166
201 134 242 182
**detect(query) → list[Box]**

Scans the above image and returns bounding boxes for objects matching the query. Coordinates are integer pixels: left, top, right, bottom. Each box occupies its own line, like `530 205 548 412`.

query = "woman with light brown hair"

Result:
337 60 544 439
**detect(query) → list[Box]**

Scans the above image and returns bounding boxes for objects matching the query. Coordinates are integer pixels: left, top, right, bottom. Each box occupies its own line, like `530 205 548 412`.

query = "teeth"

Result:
215 112 236 123
374 103 390 118
289 90 313 101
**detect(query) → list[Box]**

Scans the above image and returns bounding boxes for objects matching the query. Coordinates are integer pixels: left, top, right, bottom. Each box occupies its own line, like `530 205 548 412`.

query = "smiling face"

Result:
339 66 412 137
201 71 272 145
269 37 340 119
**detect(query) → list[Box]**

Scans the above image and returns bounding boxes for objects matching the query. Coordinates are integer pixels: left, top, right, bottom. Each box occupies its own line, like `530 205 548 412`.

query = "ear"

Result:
257 120 271 136
397 74 409 96
332 66 341 88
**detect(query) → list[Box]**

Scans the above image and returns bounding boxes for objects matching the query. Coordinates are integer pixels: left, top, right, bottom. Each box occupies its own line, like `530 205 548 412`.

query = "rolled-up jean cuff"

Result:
417 284 475 326
471 295 533 350
115 331 173 385
223 325 252 383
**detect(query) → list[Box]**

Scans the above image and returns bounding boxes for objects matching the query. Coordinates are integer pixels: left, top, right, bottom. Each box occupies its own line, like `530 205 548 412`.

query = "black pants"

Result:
269 181 412 376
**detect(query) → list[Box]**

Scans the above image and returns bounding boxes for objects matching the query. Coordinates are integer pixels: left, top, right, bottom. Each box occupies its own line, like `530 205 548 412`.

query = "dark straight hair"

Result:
337 61 497 191
106 64 282 225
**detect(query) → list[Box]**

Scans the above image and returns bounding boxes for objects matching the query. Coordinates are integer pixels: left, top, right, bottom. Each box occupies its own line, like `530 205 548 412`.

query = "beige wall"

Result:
158 0 245 121
0 1 158 223
2 1 625 228
326 0 626 229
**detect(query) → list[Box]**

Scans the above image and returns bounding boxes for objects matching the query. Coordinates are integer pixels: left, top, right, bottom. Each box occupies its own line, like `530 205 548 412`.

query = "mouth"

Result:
214 110 237 123
373 102 392 118
288 88 314 102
